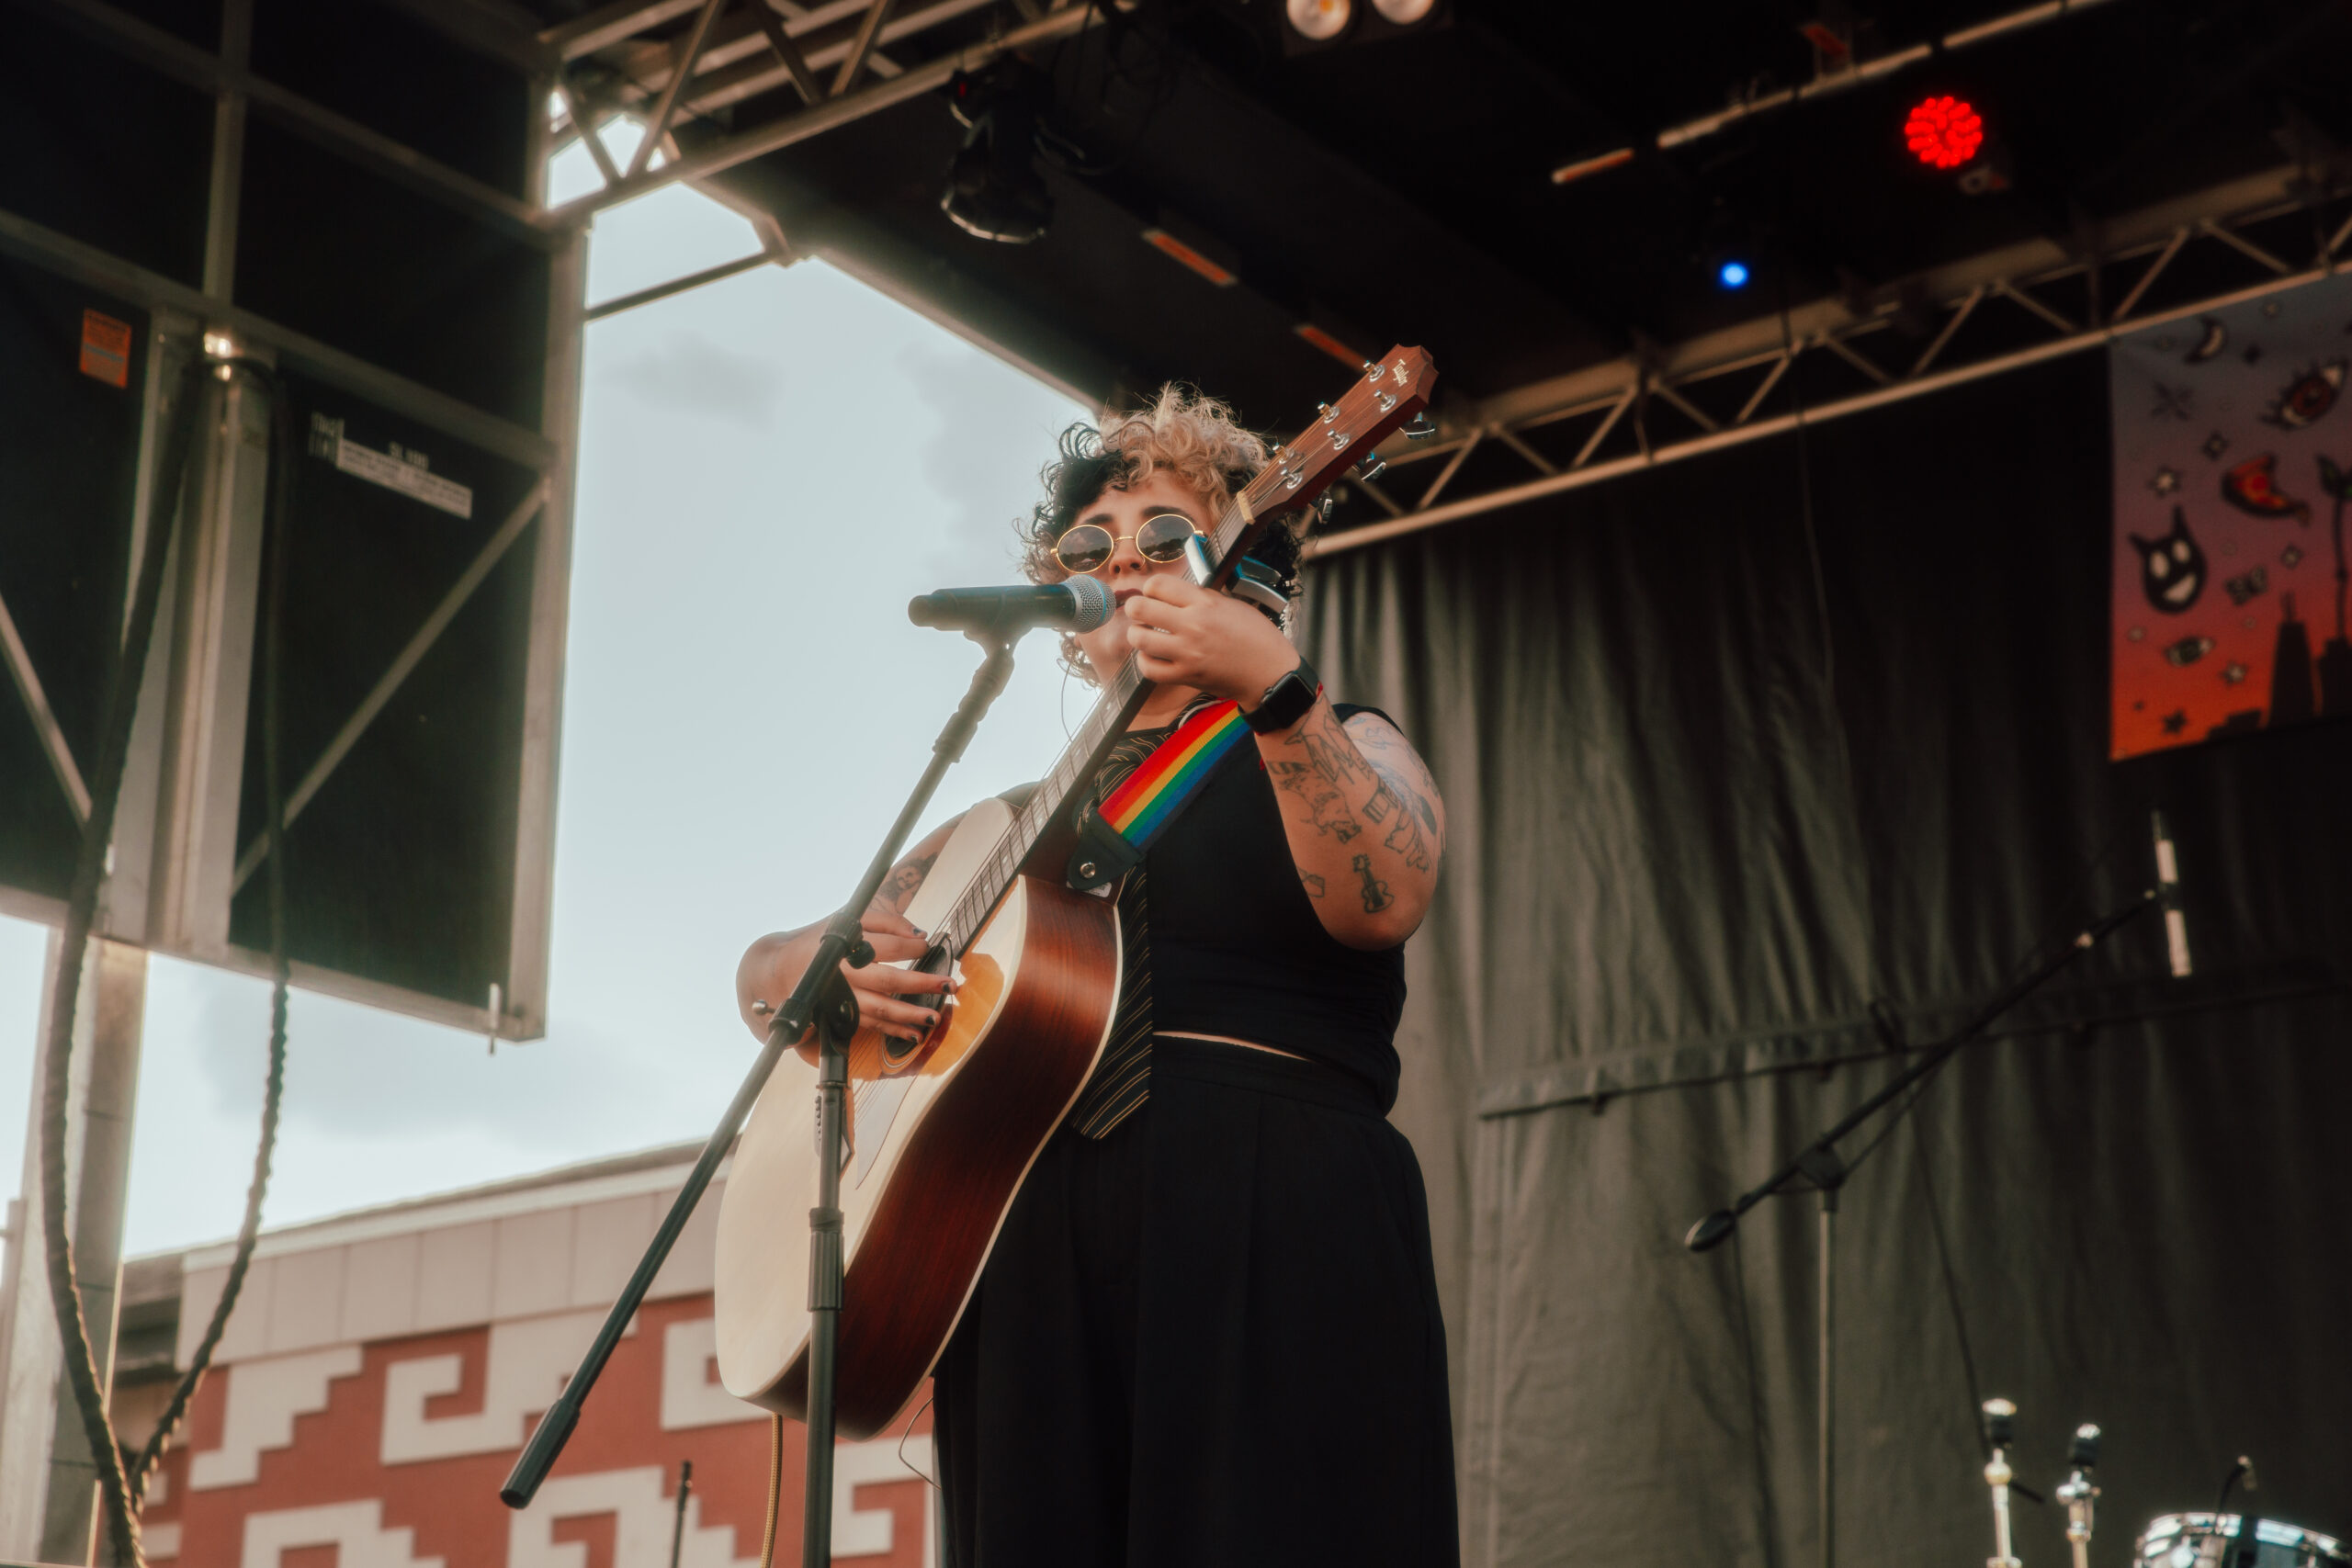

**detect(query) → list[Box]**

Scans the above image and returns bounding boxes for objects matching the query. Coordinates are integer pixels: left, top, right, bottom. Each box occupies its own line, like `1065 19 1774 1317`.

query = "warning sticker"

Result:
79 310 131 389
307 413 473 519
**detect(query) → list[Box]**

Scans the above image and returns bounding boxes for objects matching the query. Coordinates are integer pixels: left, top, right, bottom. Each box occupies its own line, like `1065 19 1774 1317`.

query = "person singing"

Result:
739 387 1456 1566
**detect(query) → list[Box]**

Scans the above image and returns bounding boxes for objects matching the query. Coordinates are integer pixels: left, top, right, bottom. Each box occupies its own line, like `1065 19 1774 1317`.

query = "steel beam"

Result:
0 206 559 471
585 246 781 319
832 0 897 95
1909 285 1983 377
627 0 729 179
2111 228 2188 321
559 75 625 186
750 0 828 104
546 0 710 61
1469 164 2315 443
589 0 994 122
0 938 147 1564
548 1 1099 220
0 591 90 826
34 0 551 243
1310 262 2335 558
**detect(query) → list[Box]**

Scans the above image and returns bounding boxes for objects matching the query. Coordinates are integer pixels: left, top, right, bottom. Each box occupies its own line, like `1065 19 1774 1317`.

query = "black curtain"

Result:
1300 350 2351 1568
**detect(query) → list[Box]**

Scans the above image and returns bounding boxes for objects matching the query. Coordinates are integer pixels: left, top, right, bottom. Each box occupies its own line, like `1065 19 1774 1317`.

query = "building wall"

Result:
134 1158 937 1568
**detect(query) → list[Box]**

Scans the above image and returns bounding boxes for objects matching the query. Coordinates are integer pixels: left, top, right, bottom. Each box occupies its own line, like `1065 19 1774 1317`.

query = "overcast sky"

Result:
0 127 1090 1258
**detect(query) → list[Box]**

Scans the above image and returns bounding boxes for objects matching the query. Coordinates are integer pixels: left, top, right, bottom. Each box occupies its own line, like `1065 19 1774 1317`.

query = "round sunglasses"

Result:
1053 512 1202 575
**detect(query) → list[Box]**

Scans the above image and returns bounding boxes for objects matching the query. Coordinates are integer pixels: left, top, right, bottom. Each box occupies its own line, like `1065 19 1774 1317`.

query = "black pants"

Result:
933 1037 1459 1567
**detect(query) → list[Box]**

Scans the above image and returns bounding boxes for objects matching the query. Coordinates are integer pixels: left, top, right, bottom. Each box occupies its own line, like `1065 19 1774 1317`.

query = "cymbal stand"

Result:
500 633 1020 1568
1984 1399 2023 1568
2057 1425 2102 1568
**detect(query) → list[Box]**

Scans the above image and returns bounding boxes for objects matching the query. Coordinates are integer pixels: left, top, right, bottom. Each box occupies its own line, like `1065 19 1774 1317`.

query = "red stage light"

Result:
1905 96 1984 170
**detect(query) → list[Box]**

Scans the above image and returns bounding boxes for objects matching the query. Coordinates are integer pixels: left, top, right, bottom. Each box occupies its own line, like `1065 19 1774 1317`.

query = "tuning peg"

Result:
1351 455 1386 482
1401 412 1438 440
1317 493 1336 522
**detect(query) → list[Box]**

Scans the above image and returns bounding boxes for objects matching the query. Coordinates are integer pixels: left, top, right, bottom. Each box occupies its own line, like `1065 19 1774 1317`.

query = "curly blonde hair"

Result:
1020 384 1306 682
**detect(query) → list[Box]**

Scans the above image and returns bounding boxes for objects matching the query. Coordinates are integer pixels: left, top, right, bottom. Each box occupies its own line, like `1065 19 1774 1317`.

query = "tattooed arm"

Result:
734 813 964 1046
1260 701 1445 949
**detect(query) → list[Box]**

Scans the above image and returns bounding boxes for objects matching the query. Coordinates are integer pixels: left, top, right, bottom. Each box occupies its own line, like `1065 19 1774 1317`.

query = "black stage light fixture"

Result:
942 60 1056 244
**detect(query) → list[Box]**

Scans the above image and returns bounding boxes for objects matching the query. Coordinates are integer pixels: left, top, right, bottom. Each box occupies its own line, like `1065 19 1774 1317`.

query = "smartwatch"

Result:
1243 658 1322 734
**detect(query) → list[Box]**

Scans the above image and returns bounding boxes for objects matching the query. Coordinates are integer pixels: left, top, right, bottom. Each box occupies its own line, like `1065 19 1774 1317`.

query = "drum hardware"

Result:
2058 1425 2102 1568
1984 1398 2025 1568
2134 1513 2346 1568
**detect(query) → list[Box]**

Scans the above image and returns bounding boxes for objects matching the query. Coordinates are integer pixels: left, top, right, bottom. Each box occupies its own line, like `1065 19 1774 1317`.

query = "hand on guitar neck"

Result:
735 814 964 1054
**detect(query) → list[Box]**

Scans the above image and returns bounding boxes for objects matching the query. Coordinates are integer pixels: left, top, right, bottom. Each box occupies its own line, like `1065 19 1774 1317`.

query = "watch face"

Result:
1249 663 1317 731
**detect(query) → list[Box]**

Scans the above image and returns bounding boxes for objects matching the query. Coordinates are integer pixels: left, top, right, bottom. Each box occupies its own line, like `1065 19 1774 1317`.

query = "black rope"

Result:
127 360 299 1514
38 355 297 1563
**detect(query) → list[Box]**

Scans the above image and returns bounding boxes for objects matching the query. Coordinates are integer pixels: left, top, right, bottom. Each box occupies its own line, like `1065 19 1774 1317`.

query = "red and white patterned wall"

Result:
134 1155 935 1568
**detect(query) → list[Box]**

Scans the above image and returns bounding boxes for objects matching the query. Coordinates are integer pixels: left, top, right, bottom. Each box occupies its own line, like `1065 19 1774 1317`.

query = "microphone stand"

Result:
502 631 1021 1568
1685 885 2162 1568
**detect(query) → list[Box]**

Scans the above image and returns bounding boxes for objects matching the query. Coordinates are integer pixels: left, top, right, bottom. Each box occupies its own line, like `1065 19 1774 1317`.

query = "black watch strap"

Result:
1243 658 1322 734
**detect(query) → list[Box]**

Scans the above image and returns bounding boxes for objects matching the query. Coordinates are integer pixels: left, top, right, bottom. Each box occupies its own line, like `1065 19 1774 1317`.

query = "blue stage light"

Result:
1718 260 1750 289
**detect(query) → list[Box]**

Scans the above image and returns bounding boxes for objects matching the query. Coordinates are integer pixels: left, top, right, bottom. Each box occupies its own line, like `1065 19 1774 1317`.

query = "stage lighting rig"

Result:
942 60 1056 244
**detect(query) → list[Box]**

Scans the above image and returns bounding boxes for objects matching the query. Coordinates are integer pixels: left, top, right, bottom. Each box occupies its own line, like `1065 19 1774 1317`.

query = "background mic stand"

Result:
502 632 1021 1568
2057 1423 2101 1568
1683 885 2160 1568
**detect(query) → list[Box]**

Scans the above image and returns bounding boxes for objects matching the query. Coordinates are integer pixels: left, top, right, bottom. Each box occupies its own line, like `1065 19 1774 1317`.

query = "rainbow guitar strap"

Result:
1065 699 1255 893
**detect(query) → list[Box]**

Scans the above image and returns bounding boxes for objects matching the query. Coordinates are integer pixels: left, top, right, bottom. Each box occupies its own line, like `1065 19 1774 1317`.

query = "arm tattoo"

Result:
1351 852 1394 913
1382 807 1433 873
1268 760 1362 841
1300 871 1327 899
1349 717 1445 872
879 851 938 912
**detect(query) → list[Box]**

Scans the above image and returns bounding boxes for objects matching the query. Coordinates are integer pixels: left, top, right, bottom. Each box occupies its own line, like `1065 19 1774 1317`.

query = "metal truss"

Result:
1312 162 2352 557
544 0 1099 220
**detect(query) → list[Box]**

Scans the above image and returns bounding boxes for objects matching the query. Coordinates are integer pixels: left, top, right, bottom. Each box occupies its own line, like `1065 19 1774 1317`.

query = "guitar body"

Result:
713 800 1121 1438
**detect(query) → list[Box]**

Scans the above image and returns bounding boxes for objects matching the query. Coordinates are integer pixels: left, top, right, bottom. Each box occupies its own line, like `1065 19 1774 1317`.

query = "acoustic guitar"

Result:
712 347 1437 1438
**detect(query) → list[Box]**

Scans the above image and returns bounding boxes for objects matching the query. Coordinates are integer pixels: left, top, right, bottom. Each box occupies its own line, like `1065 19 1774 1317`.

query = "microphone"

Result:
908 576 1112 636
2151 809 2191 977
1685 1210 1736 1252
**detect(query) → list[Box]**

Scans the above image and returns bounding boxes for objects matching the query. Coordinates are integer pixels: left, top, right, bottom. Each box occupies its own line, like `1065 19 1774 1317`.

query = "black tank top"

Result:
1131 702 1409 1110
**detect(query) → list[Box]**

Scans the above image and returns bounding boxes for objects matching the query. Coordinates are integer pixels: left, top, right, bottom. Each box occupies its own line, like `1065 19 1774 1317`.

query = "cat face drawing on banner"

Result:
2108 272 2352 758
2130 507 2206 614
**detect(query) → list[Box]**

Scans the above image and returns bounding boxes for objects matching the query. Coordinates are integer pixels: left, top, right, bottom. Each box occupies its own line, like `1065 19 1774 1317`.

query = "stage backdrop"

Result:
1302 349 2350 1568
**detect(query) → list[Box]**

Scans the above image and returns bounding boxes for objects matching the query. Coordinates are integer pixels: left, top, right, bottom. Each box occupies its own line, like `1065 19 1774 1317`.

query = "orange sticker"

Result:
79 309 131 389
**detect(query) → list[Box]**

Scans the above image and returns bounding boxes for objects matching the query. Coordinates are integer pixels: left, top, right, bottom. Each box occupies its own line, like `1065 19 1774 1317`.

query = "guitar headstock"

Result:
1207 345 1437 574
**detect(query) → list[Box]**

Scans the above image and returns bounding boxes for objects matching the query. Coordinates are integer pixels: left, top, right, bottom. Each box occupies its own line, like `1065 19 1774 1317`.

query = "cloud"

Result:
612 332 783 427
897 342 1089 580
